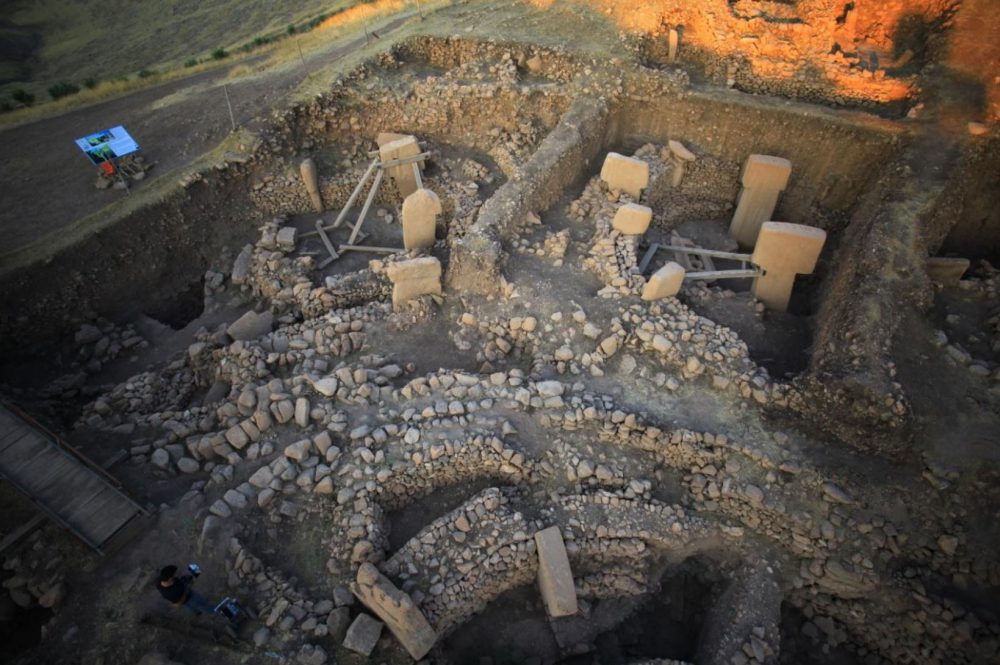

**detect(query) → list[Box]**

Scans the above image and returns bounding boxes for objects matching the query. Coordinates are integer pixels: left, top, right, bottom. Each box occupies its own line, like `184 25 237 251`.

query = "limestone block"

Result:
343 613 383 656
729 154 792 248
402 188 442 250
534 526 578 618
750 222 826 312
351 562 437 660
227 310 274 341
300 158 323 213
276 226 297 251
379 135 423 199
600 152 649 198
385 257 442 282
392 277 442 309
377 132 411 147
612 203 653 235
926 257 969 285
641 262 685 301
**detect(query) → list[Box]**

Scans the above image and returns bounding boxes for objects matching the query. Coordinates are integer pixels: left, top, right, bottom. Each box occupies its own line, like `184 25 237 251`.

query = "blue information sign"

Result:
75 125 140 166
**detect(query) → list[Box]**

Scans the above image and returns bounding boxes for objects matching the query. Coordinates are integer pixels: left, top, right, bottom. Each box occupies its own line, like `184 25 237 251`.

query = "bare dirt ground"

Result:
0 13 411 261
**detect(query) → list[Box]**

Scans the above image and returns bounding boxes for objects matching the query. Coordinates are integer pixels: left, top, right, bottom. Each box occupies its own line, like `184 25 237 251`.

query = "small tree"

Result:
48 81 80 100
184 58 198 68
210 47 228 60
83 78 98 89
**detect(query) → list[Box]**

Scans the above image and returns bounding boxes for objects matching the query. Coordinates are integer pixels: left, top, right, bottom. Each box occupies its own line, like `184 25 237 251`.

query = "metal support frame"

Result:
308 149 433 269
640 243 762 284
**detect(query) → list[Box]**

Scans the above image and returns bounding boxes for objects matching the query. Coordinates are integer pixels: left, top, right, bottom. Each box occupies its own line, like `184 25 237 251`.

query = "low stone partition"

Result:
447 95 610 293
804 145 946 455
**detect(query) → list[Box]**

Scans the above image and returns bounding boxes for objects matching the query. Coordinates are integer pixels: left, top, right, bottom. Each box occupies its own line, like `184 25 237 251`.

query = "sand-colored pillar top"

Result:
750 222 826 312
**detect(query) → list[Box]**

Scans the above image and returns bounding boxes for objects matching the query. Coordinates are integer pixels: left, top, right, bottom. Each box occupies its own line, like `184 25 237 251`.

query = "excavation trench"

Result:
2 35 999 665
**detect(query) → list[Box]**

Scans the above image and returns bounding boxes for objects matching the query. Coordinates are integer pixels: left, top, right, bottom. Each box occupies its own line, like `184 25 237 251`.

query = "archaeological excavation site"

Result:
0 1 999 665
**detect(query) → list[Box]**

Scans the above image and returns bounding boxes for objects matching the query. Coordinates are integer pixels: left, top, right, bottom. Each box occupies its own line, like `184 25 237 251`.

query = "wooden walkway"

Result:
0 402 144 554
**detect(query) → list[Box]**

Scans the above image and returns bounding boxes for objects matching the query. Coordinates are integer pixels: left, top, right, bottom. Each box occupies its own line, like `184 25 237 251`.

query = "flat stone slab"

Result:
351 562 437 660
276 226 298 251
612 203 653 235
534 526 578 618
343 613 383 656
600 152 649 198
641 262 685 301
227 310 274 341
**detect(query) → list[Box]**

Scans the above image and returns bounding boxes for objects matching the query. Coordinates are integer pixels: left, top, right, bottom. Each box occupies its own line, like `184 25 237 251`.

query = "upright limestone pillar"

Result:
729 154 792 249
379 135 424 199
750 222 826 312
299 158 323 213
402 188 442 250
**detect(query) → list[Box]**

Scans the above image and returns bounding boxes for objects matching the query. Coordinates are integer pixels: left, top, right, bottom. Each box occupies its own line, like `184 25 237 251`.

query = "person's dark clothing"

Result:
157 575 192 604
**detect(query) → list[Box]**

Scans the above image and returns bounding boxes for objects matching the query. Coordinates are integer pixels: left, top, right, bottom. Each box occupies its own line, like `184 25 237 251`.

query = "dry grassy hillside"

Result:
0 0 363 94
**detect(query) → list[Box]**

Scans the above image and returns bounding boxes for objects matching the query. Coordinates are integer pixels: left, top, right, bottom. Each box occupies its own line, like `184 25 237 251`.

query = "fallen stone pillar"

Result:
227 310 274 341
351 562 437 660
379 135 424 199
402 188 442 250
641 262 685 301
534 526 578 618
600 152 650 199
729 155 792 248
299 158 323 213
750 222 826 312
612 203 653 235
386 256 442 309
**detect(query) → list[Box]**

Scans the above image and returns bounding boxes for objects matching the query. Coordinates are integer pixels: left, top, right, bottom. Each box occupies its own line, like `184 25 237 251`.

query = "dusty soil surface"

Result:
0 14 410 259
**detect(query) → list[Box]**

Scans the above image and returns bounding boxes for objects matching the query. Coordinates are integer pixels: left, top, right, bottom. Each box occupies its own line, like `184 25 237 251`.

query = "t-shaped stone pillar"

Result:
750 222 826 312
729 154 792 249
379 135 424 199
300 158 323 213
667 140 696 187
402 188 442 249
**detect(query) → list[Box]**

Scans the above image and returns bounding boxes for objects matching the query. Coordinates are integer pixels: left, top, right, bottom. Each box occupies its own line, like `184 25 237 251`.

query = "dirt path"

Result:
0 14 411 258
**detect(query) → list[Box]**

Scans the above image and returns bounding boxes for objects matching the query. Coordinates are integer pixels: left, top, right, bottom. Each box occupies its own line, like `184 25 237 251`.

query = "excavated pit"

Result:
2 32 1000 665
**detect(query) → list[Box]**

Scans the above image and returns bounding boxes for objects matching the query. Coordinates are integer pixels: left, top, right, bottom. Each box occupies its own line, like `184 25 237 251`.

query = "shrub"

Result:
83 77 98 89
0 100 12 113
253 36 270 47
210 47 228 60
287 24 296 34
184 58 198 68
138 68 155 78
10 88 34 105
48 81 80 100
